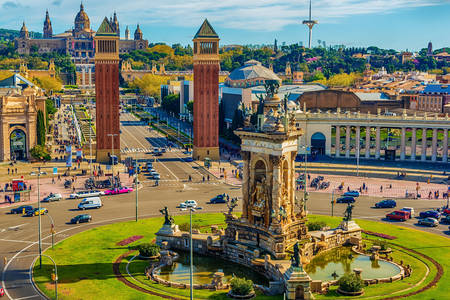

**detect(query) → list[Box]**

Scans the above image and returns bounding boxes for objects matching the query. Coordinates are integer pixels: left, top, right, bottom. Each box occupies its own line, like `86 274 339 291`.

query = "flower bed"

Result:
116 235 144 246
362 230 397 240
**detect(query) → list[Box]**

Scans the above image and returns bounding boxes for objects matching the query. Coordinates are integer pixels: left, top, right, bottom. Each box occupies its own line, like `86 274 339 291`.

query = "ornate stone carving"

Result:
241 150 250 161
270 155 282 167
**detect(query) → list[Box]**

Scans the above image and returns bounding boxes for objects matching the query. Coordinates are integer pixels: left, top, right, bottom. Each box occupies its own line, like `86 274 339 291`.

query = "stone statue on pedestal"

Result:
343 203 354 222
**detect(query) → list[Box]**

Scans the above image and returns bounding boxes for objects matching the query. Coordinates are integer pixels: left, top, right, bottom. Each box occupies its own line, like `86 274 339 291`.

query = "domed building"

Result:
15 4 149 61
225 60 281 88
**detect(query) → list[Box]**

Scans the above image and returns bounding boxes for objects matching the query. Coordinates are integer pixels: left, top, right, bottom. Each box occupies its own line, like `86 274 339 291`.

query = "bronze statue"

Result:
227 197 238 215
159 206 174 225
343 203 354 221
264 80 280 98
291 241 300 268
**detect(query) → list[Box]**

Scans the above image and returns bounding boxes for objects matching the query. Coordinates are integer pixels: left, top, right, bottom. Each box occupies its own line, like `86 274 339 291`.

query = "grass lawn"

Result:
34 214 450 300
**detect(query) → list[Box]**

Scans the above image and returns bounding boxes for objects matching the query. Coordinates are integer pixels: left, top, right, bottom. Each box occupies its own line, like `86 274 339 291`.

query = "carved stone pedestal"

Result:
339 220 360 231
284 266 314 300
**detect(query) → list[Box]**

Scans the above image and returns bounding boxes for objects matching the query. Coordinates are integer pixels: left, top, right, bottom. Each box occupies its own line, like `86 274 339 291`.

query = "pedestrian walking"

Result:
202 176 205 182
380 185 383 192
207 175 210 181
7 168 9 175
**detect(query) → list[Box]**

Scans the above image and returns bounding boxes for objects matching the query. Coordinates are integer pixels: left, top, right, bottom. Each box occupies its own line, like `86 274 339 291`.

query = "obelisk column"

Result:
421 128 427 161
375 126 381 159
431 128 438 162
335 125 340 158
443 129 448 162
400 127 406 161
365 126 371 158
411 128 416 160
345 126 351 158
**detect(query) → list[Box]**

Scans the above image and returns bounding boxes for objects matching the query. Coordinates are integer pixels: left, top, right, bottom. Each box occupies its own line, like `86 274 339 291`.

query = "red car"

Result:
104 186 133 195
386 210 410 221
443 208 450 215
0 285 4 297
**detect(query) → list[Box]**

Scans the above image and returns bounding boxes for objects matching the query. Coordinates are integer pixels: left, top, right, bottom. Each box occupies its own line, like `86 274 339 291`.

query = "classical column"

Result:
375 126 381 159
82 67 86 87
355 126 360 158
335 125 340 158
421 128 427 161
241 151 250 220
345 125 350 158
443 129 448 162
400 127 406 161
270 155 282 228
411 128 416 160
365 126 370 158
88 66 92 87
431 128 438 162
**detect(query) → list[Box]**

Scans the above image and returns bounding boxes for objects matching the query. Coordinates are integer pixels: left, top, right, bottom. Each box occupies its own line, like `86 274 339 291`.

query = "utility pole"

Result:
107 133 118 186
37 166 42 269
135 160 139 222
189 207 194 300
89 106 93 177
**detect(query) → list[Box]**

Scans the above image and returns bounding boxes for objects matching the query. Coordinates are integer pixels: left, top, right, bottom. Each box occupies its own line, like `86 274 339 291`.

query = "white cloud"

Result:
0 0 448 33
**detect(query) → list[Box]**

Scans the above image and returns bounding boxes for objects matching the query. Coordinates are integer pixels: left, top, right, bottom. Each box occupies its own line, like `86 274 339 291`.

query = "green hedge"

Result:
230 277 254 296
338 273 364 293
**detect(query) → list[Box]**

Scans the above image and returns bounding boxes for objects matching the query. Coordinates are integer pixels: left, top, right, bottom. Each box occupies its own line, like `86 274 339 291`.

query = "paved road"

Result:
1 112 448 300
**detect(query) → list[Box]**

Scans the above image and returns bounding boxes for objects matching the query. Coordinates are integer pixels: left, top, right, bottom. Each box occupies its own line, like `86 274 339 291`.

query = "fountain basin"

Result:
305 247 401 282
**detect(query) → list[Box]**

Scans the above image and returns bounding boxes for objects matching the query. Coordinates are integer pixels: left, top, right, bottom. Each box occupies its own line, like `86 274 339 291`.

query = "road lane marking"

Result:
8 224 28 231
0 239 51 245
13 295 40 300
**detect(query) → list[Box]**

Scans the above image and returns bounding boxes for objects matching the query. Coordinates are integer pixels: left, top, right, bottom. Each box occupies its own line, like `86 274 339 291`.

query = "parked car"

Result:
418 217 439 227
69 190 105 199
183 157 194 162
419 210 440 219
375 199 397 208
440 215 450 224
78 197 102 210
179 200 197 208
400 207 415 218
210 194 227 204
104 187 134 195
386 210 410 221
336 196 355 203
344 191 360 197
41 193 62 202
70 214 92 224
10 205 33 215
0 285 4 297
151 174 161 180
64 180 72 188
442 207 450 215
27 208 48 217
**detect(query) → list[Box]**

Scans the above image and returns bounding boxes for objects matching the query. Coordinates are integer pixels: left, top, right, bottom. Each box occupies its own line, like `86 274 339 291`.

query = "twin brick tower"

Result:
94 19 219 163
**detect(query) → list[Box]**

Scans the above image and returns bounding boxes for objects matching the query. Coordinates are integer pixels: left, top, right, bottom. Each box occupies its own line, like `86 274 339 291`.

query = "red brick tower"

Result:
193 19 220 161
94 17 120 163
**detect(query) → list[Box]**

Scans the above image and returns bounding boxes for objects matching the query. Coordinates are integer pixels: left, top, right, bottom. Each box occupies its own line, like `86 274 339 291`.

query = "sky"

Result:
2 0 450 51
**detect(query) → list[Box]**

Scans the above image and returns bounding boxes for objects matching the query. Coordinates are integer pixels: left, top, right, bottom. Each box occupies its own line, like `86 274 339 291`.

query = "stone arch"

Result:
311 131 326 156
295 285 305 299
253 159 267 182
9 126 28 161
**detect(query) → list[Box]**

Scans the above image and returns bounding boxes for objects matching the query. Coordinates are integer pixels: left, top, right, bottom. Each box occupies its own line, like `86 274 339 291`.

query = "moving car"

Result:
152 174 161 180
418 217 438 227
10 205 33 215
386 210 409 221
344 191 360 197
179 200 197 208
41 193 62 202
27 208 48 217
69 190 105 199
183 157 194 162
419 210 440 219
78 197 102 210
336 196 355 203
375 199 397 208
0 285 4 297
104 187 134 195
210 194 227 204
70 214 92 224
400 207 415 218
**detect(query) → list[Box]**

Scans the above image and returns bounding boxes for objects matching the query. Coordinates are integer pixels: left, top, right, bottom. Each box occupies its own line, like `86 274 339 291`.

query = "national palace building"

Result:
15 3 148 63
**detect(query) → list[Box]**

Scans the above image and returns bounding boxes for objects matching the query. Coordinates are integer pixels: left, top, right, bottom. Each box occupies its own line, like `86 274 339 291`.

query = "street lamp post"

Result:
135 160 139 222
37 167 42 269
189 207 195 300
331 189 335 216
107 133 118 187
89 106 93 177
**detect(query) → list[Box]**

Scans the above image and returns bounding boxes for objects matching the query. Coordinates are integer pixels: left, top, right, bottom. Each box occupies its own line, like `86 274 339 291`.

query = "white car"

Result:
42 193 62 202
179 200 197 209
69 190 105 199
401 207 415 218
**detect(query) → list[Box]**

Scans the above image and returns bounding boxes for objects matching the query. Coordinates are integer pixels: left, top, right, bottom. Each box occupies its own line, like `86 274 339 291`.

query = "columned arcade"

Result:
296 109 450 163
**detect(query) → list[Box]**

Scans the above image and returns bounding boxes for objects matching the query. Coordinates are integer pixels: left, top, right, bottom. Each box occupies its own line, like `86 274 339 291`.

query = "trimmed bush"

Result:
338 273 364 293
230 277 254 296
178 222 201 232
374 239 389 251
308 221 327 231
130 243 160 257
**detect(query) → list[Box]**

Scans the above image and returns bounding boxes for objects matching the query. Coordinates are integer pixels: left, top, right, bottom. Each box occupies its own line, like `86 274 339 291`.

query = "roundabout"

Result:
31 213 448 300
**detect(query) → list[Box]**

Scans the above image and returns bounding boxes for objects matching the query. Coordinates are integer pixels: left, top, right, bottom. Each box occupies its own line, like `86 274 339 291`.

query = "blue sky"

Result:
2 0 450 51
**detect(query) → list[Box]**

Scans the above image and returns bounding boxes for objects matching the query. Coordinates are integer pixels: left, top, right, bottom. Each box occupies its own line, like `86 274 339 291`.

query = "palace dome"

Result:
226 60 281 88
74 3 90 32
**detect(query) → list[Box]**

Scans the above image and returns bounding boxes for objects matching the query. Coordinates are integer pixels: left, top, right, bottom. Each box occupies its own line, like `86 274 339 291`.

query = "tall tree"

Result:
36 110 45 146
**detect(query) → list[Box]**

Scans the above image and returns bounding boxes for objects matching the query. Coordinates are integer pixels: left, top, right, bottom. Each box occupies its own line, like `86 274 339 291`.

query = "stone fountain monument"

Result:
226 80 308 259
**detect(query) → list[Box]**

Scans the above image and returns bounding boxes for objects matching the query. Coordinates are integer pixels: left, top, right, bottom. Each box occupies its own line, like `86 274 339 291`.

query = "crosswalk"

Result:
120 148 152 154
